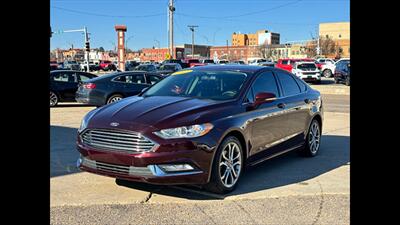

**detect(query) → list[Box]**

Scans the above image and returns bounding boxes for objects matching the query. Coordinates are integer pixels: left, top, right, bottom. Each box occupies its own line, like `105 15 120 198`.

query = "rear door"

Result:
51 71 79 101
114 73 150 97
146 74 163 85
246 71 288 156
274 70 309 141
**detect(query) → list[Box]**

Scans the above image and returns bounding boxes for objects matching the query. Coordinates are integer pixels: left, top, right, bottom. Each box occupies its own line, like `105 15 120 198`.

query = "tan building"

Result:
319 22 350 58
232 33 247 46
232 29 280 46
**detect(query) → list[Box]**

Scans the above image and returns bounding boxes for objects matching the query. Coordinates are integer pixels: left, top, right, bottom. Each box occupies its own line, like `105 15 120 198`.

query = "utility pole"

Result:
226 40 229 61
316 26 320 57
168 0 175 59
84 27 90 71
188 25 198 58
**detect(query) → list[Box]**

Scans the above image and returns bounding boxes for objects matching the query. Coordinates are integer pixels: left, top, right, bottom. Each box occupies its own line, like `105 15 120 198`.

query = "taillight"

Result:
83 83 96 89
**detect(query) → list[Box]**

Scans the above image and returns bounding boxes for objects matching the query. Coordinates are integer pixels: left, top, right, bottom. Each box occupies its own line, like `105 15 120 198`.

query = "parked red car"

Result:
99 60 117 71
276 58 321 72
183 59 205 68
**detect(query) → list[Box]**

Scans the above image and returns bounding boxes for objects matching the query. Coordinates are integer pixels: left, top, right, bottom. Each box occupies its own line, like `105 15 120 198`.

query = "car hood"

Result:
88 96 236 130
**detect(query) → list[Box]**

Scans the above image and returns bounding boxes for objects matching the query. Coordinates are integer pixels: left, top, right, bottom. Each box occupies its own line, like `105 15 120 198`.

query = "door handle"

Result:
277 103 286 109
304 99 311 104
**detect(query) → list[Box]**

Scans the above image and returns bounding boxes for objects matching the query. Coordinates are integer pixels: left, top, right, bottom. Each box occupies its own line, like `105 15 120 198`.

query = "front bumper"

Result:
76 134 216 185
297 74 321 81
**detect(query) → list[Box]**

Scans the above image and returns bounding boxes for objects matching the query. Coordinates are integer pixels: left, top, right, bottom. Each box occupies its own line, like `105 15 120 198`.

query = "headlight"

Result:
78 108 100 133
153 123 214 139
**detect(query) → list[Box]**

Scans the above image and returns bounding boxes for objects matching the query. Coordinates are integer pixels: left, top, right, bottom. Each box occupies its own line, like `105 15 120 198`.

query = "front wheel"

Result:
204 136 244 194
345 76 350 86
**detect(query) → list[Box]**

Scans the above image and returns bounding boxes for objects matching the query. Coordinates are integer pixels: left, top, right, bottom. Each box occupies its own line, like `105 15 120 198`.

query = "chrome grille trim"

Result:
81 157 153 176
81 129 158 154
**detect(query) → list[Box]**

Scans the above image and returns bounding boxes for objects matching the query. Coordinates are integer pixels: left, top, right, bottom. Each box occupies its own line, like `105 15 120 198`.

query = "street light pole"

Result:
168 0 175 59
188 25 198 58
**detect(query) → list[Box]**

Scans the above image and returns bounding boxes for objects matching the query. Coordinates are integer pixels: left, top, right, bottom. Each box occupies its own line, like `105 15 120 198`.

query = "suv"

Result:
320 58 349 78
183 59 205 68
291 62 321 84
334 59 350 86
99 60 117 71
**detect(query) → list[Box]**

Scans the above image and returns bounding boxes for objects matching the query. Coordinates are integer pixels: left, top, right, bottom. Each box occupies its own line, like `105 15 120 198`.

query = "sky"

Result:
50 0 350 51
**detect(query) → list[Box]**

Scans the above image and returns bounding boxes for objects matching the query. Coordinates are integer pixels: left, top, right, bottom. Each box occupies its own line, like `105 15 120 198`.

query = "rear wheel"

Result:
323 69 332 78
299 119 321 157
50 91 58 107
204 136 244 194
107 94 123 104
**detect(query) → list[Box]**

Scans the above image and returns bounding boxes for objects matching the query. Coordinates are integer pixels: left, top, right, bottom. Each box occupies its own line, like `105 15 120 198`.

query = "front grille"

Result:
81 157 153 176
81 129 157 154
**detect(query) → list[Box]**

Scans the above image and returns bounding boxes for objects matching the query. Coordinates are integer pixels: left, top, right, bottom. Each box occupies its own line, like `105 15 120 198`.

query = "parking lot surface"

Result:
51 90 349 224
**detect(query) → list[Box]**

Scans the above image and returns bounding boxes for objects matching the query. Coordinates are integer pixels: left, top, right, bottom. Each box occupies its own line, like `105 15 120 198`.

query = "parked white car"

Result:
320 58 349 78
292 62 321 83
248 58 270 66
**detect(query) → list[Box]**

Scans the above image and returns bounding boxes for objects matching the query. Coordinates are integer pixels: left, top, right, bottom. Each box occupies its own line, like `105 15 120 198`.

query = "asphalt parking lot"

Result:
50 83 349 224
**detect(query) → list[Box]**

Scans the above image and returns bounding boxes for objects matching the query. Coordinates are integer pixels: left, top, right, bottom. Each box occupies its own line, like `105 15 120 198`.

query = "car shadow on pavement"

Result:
117 135 349 200
50 126 81 177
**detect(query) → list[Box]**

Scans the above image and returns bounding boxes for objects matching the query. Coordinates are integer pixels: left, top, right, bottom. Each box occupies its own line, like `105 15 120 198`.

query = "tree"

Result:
257 41 273 59
305 36 337 58
99 47 105 52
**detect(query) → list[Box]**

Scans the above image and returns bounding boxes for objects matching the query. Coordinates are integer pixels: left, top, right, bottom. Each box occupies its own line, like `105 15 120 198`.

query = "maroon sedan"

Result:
76 65 323 193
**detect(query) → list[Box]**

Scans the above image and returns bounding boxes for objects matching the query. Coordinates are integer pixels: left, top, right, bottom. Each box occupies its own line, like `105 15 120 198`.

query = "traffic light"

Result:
85 42 90 51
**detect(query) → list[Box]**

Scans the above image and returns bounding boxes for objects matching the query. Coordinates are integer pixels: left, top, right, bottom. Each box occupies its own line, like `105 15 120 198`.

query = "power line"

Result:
51 6 164 18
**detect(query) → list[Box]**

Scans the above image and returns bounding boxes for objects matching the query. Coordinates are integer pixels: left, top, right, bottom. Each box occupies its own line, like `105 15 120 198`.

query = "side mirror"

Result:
254 92 277 106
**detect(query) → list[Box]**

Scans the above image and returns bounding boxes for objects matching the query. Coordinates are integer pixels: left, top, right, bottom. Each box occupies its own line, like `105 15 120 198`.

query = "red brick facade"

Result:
140 47 185 62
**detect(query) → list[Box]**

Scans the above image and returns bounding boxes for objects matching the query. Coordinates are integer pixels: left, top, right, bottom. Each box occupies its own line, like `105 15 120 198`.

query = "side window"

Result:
245 87 254 103
276 71 301 96
294 77 307 92
126 74 146 84
79 73 92 82
113 75 127 83
251 71 280 98
52 73 69 82
281 60 288 65
148 75 161 85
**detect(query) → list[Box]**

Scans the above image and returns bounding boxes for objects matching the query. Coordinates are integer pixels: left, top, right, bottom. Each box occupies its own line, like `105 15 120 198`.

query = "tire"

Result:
299 119 321 157
204 136 244 194
106 94 123 104
334 78 340 84
323 69 332 78
50 91 58 107
345 76 350 86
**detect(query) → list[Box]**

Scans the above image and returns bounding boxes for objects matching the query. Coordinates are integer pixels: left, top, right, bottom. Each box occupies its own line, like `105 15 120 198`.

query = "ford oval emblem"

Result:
110 122 119 127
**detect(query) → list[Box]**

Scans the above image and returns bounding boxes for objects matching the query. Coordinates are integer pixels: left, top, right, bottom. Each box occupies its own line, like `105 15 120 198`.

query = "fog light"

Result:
158 164 194 172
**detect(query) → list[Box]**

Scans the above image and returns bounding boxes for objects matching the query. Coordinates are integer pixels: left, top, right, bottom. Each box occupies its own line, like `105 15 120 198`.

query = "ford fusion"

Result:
76 65 323 193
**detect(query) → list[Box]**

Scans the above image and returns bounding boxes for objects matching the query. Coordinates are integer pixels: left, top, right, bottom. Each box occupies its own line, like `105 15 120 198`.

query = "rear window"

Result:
281 60 288 65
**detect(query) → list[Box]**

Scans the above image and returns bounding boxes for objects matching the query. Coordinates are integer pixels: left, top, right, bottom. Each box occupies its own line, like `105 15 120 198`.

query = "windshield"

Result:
143 70 248 100
203 60 214 63
159 65 176 70
297 63 316 70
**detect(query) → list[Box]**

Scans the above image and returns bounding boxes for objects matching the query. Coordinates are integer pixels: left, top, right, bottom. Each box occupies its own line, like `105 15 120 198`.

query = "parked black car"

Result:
125 61 140 71
156 63 182 76
75 71 164 106
50 70 98 106
334 59 350 86
133 64 157 72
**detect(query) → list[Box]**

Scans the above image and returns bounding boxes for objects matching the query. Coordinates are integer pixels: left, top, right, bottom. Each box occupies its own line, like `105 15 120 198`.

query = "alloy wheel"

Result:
50 91 58 107
219 142 242 188
308 121 321 154
323 69 332 78
108 96 122 104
